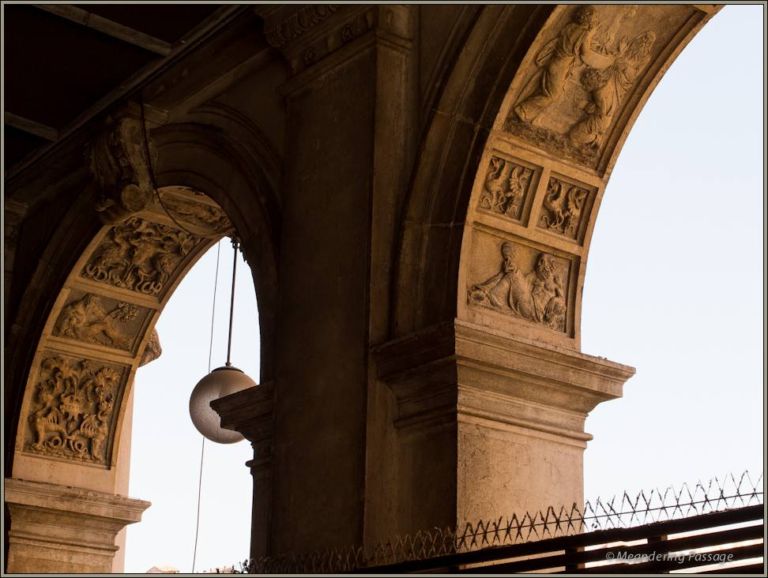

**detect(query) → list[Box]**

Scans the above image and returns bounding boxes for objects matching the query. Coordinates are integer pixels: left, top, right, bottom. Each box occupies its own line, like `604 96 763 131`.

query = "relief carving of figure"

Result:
56 294 138 350
529 253 567 330
514 6 614 125
479 158 534 221
469 243 567 332
83 217 197 295
27 357 122 463
539 178 589 239
159 195 232 235
569 30 656 147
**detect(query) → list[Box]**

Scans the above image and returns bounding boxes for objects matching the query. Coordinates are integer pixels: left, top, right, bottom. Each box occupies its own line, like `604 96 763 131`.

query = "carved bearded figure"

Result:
470 244 566 332
470 242 532 316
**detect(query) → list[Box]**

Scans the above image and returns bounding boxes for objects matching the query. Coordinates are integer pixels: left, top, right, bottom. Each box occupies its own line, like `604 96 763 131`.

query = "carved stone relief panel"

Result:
23 355 129 465
89 111 157 225
153 188 233 237
537 175 595 243
467 239 571 333
503 4 691 167
52 291 153 354
477 155 540 225
80 217 200 296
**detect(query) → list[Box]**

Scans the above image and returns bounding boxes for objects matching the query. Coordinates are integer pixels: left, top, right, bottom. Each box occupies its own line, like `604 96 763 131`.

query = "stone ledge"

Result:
374 319 635 437
211 381 273 443
5 477 150 523
4 477 150 573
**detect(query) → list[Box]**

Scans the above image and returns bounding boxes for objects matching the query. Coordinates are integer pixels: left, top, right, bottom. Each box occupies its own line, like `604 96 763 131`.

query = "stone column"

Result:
211 382 274 561
4 478 150 573
374 320 635 533
256 4 417 556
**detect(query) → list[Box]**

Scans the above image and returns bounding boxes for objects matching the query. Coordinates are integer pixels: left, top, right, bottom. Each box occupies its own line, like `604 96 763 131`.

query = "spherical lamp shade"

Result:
189 365 257 443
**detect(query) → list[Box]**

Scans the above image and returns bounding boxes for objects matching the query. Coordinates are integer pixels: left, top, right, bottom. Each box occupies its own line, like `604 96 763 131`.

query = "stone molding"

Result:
4 477 150 573
374 319 635 440
211 382 274 468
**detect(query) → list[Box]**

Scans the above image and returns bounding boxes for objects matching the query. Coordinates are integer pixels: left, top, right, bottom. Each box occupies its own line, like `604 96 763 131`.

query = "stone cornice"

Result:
259 5 343 49
257 4 413 74
373 320 635 438
211 381 274 444
4 477 150 524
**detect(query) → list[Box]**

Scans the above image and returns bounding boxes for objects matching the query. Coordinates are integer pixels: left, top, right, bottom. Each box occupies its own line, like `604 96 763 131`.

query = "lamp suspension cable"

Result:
226 238 239 367
139 98 217 239
191 240 223 573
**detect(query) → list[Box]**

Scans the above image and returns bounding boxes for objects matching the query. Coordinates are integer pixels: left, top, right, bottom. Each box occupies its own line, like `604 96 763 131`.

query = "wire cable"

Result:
191 240 222 572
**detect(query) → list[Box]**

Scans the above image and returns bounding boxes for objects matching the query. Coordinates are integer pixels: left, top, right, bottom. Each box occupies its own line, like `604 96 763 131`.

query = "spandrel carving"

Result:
506 5 659 166
479 157 537 222
54 294 140 350
538 177 592 240
569 30 656 148
513 6 611 126
25 356 127 464
469 242 569 332
81 217 198 296
157 193 233 236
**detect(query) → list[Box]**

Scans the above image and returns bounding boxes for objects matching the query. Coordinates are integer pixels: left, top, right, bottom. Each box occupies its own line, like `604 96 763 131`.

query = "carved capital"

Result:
374 320 635 439
211 382 274 468
89 106 158 224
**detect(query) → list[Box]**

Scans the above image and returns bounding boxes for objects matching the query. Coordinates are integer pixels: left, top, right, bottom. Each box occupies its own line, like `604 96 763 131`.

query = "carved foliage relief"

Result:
53 292 151 353
24 355 127 464
478 156 538 223
503 5 675 166
468 241 570 333
81 217 199 296
538 176 594 241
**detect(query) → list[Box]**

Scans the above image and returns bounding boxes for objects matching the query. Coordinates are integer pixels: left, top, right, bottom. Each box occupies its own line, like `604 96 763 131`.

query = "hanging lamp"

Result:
189 238 256 443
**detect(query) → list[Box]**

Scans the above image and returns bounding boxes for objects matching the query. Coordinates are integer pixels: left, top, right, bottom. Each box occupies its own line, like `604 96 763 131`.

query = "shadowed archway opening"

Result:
124 238 259 573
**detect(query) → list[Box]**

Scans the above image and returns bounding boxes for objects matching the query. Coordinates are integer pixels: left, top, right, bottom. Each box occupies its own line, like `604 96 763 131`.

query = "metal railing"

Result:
241 471 763 574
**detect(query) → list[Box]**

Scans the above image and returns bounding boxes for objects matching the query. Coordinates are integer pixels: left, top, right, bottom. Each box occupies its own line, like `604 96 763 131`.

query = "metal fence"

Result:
243 471 763 574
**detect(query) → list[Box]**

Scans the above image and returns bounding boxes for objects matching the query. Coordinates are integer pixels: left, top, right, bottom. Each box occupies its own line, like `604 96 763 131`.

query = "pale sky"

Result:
124 5 765 573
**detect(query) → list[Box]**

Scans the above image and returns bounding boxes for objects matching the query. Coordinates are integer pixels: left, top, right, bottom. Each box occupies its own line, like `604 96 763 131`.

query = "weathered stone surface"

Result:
4 478 150 573
3 3 720 570
374 319 635 531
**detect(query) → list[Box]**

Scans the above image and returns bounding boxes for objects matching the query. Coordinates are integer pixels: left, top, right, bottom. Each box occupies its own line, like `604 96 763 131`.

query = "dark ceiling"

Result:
3 3 224 171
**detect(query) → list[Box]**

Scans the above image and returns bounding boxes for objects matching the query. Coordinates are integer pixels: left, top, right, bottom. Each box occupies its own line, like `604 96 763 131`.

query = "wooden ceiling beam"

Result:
4 112 59 141
33 4 172 56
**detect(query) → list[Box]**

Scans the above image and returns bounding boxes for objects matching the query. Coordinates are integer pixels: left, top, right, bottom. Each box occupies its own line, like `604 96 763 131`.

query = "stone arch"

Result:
379 3 720 535
152 114 281 381
5 113 280 572
394 4 719 348
392 4 553 337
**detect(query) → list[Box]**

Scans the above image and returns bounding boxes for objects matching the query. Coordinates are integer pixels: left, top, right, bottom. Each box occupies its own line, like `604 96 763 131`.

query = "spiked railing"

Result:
243 471 763 574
